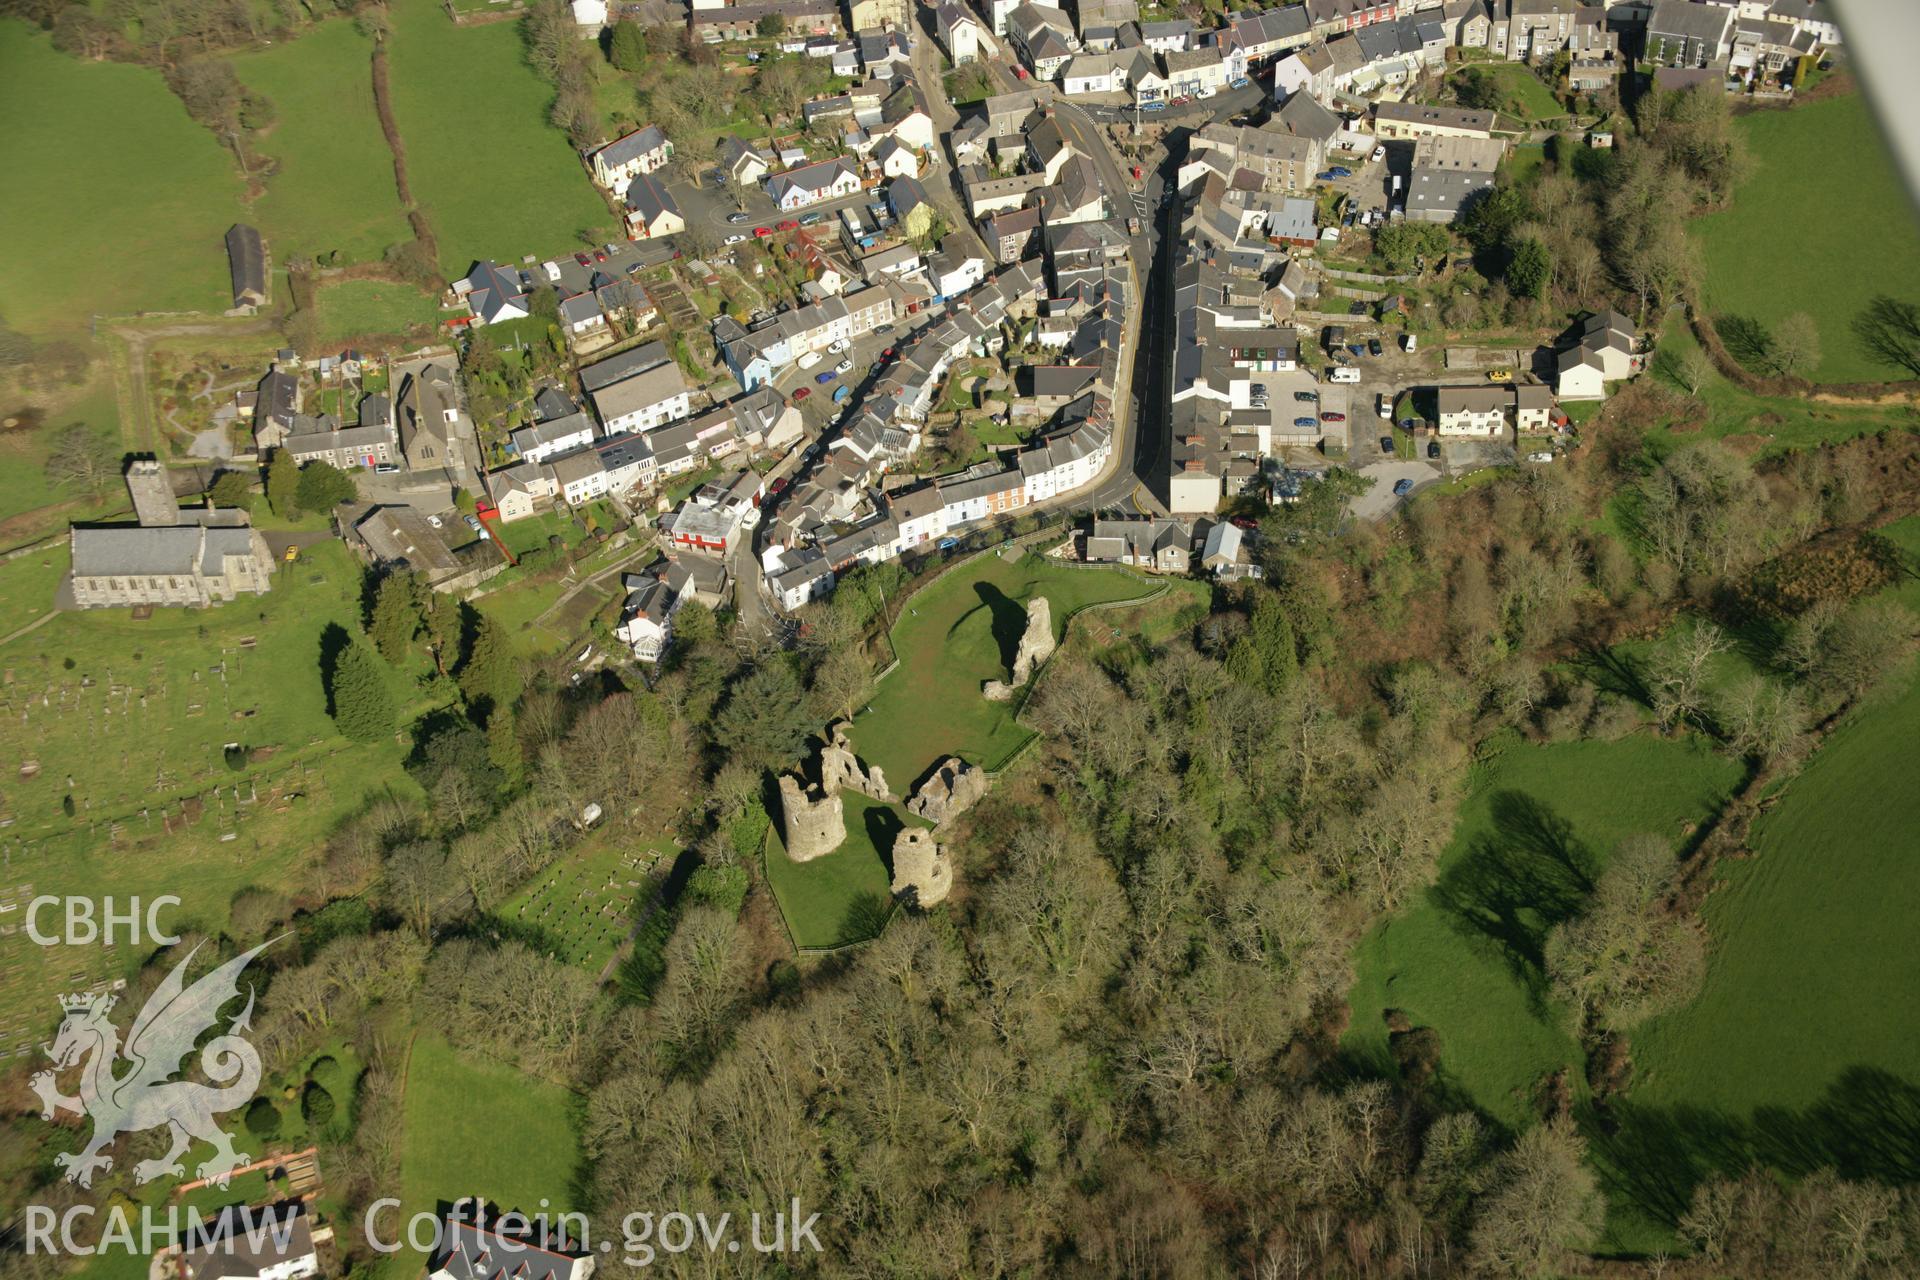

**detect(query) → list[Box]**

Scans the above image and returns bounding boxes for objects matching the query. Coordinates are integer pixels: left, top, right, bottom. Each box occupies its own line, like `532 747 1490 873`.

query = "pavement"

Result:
1349 458 1441 520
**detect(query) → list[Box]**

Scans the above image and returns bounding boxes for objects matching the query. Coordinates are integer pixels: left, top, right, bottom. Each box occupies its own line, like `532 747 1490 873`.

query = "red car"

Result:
1171 95 1190 106
574 253 591 266
1012 64 1029 80
754 226 773 237
593 250 607 262
778 219 799 231
1321 411 1346 422
792 386 811 400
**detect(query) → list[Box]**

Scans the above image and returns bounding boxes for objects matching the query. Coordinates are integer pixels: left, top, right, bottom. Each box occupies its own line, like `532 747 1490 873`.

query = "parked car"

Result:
1377 394 1392 418
1294 390 1319 403
574 253 590 266
728 212 752 224
792 386 811 400
464 514 482 531
828 338 851 353
832 384 851 403
1314 170 1338 183
1371 144 1386 163
1012 63 1029 79
374 462 399 474
1142 100 1167 112
1171 95 1190 106
1427 440 1441 459
815 370 837 384
1401 333 1417 353
1401 417 1418 431
1329 365 1360 384
1229 77 1250 89
753 226 773 237
1347 343 1366 356
800 211 826 226
798 351 823 370
427 514 443 527
1328 165 1352 178
1368 338 1383 356
1527 451 1555 463
834 358 852 373
778 219 799 231
1393 478 1414 496
1320 411 1345 422
1379 435 1395 453
1293 416 1318 428
1485 368 1512 383
724 234 747 244
875 323 895 334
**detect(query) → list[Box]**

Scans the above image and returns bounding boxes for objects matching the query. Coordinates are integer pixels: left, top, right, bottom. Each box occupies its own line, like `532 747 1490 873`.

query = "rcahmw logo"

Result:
32 936 278 1188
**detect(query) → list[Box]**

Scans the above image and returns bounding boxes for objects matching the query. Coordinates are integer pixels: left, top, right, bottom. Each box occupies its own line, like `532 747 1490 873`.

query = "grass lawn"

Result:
0 22 242 334
0 542 425 1047
227 21 412 268
500 836 675 972
847 553 1155 790
1343 733 1745 1133
313 279 446 343
1644 318 1915 455
1693 91 1920 384
0 374 126 529
384 0 615 274
395 1035 578 1270
1464 63 1564 123
764 792 914 949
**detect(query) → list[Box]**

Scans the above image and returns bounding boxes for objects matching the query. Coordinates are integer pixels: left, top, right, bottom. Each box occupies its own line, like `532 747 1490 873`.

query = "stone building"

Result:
67 460 273 610
890 828 953 907
777 774 846 862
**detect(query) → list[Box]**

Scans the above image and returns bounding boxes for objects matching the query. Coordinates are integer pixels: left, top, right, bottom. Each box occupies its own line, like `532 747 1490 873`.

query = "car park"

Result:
1393 478 1414 496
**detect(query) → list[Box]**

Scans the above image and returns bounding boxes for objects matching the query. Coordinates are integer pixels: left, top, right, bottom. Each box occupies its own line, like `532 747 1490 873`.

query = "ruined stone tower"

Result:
890 827 952 908
818 720 891 801
778 773 845 862
126 457 180 529
983 596 1056 701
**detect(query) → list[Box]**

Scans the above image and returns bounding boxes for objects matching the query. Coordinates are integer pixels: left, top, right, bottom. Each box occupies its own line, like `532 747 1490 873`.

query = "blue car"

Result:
1328 166 1353 178
815 370 837 384
1142 100 1167 112
1293 416 1317 428
1393 478 1414 496
1229 77 1250 89
1314 170 1337 182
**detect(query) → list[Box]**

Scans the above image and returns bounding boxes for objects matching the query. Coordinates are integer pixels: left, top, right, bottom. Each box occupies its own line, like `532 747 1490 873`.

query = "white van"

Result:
797 351 823 371
1328 366 1361 384
1401 333 1417 354
1377 393 1392 419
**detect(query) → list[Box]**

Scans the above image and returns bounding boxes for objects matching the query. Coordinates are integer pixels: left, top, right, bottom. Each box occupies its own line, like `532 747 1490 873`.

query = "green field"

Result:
0 22 243 333
228 21 413 269
847 553 1155 790
395 1035 578 1268
501 837 674 972
1343 734 1745 1131
1647 318 1914 454
314 279 446 343
0 376 126 527
764 791 914 949
1592 530 1920 1245
1694 92 1920 384
384 0 613 274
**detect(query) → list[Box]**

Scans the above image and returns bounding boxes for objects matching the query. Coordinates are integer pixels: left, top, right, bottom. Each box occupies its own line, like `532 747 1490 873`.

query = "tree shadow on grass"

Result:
1430 791 1597 1015
317 621 352 717
1715 313 1775 372
1570 643 1652 708
972 581 1031 675
1583 1067 1920 1231
836 890 893 946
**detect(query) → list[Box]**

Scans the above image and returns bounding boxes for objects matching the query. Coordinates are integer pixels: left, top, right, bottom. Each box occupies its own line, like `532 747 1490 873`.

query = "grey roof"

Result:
535 385 581 420
590 360 689 424
257 369 299 426
1273 90 1341 143
597 123 670 170
1406 166 1496 218
624 171 681 225
1649 0 1732 41
430 1216 588 1280
71 525 260 578
512 411 595 452
358 392 392 429
224 224 265 305
180 1203 314 1280
580 341 671 393
559 293 603 325
465 260 527 322
352 504 459 573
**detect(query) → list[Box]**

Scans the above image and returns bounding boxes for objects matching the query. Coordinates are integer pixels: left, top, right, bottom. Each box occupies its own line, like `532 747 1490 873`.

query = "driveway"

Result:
1350 459 1441 521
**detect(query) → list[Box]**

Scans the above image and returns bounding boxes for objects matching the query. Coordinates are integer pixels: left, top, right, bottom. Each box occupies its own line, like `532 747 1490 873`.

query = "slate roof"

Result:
597 123 670 170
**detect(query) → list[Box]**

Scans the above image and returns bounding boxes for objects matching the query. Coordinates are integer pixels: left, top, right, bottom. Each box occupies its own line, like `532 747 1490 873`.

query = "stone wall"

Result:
983 595 1055 701
818 719 891 801
907 756 988 826
777 773 844 862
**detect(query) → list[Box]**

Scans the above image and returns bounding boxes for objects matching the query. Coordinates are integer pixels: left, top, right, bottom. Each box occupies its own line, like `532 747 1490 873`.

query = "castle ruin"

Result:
890 827 952 908
818 720 891 801
982 596 1056 701
907 756 989 827
777 774 845 862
